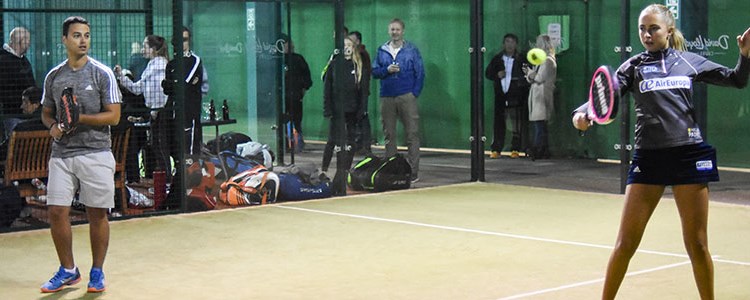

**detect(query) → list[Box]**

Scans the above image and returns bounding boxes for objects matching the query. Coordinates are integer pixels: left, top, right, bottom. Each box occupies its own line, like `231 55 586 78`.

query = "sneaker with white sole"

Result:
40 266 81 293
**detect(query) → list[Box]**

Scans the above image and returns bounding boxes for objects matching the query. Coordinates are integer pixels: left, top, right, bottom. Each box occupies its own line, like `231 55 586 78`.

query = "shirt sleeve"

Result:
99 67 122 105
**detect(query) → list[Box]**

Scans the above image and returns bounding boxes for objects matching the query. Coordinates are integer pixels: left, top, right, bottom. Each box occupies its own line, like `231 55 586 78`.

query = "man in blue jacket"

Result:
372 18 425 183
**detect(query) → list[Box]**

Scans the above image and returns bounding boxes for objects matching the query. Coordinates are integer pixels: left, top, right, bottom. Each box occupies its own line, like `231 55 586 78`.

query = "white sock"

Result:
64 266 77 274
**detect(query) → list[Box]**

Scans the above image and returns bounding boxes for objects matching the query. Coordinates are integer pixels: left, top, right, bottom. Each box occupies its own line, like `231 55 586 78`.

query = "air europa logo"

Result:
639 76 691 93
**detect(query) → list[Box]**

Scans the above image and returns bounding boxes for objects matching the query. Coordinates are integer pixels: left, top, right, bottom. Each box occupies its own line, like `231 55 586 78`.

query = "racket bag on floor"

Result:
347 155 382 191
371 155 412 192
0 185 24 227
211 151 262 179
219 165 279 206
206 132 252 155
348 154 411 192
277 173 331 201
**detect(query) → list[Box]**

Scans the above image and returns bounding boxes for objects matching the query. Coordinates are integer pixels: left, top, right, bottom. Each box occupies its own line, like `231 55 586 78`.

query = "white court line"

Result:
496 260 693 300
275 205 749 265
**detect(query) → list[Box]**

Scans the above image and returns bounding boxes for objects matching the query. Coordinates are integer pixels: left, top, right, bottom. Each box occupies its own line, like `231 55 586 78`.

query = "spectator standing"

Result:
0 27 36 115
348 31 373 155
282 34 312 152
372 18 425 183
163 26 205 158
485 33 530 159
524 34 556 160
39 16 122 293
321 37 370 194
114 35 171 180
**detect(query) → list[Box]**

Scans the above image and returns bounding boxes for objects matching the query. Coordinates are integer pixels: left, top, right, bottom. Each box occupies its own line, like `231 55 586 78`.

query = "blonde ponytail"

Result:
670 28 687 52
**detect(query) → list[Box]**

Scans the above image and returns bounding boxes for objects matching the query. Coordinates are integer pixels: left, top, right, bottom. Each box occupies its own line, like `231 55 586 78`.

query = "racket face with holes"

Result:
587 65 619 125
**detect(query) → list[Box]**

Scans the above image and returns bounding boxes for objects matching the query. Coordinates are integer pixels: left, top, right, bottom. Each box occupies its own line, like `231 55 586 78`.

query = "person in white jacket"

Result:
114 35 172 180
524 34 556 159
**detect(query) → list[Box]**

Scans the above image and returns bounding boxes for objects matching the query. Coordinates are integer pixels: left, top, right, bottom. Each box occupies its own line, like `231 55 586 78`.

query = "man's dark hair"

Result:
349 31 363 43
22 86 42 104
62 16 89 36
503 33 519 43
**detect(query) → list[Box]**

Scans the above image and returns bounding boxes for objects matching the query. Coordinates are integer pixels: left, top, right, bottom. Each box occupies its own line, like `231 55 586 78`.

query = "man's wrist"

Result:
48 122 57 130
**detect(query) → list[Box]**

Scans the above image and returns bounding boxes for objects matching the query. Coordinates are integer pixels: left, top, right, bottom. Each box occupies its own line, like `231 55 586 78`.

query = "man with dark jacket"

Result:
282 34 313 151
372 18 425 183
0 27 36 115
485 33 530 159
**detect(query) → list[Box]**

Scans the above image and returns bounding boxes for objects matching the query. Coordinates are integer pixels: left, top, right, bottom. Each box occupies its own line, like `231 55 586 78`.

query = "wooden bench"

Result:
2 128 143 215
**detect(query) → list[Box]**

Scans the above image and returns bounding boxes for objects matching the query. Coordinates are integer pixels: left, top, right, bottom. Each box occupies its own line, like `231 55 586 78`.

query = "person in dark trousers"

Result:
164 26 205 159
161 26 207 209
39 16 122 293
485 33 530 159
0 27 36 115
524 34 557 160
573 4 750 299
348 31 373 155
282 34 312 152
321 37 369 195
372 18 425 183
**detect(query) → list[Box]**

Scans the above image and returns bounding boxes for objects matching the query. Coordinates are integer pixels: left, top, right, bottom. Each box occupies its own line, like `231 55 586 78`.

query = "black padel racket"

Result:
587 65 620 125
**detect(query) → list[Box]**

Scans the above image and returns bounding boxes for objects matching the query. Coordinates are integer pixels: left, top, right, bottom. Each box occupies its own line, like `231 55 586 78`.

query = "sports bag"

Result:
211 151 262 179
1 185 24 227
277 173 331 201
219 165 279 206
206 132 252 155
347 155 382 191
348 154 411 192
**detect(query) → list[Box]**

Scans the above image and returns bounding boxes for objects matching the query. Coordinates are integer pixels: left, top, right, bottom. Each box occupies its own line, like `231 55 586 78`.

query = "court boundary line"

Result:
275 205 750 266
495 260 693 300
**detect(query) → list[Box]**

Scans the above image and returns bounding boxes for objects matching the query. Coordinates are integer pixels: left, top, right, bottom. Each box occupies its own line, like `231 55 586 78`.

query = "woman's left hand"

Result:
738 27 750 58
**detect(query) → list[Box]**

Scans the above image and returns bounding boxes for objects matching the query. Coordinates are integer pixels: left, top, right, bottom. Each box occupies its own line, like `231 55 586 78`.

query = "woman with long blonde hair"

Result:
322 37 370 194
573 4 750 299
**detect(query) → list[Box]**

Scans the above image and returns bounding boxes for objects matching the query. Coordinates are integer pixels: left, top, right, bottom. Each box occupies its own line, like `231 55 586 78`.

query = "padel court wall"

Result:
3 0 750 167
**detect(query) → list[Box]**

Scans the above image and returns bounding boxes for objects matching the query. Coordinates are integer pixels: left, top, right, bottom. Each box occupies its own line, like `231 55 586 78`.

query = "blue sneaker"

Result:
87 267 106 293
40 266 81 293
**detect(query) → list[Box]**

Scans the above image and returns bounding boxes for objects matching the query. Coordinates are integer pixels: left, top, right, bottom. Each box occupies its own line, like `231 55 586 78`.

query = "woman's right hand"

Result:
572 112 592 131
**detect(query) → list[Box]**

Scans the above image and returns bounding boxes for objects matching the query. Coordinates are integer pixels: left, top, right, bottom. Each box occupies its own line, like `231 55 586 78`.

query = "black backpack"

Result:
206 132 252 154
0 185 24 228
348 155 411 192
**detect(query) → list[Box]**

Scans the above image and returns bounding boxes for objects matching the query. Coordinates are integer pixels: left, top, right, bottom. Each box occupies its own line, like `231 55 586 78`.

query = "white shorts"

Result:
47 151 116 208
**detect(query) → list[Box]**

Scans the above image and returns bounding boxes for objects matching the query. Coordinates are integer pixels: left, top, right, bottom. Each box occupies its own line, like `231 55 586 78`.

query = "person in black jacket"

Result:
163 26 205 158
321 37 370 195
573 4 750 299
0 27 36 115
485 33 530 159
282 34 313 151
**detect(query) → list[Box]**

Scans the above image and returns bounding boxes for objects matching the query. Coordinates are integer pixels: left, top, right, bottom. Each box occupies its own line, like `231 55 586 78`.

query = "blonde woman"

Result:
573 4 750 299
322 37 370 194
524 34 556 159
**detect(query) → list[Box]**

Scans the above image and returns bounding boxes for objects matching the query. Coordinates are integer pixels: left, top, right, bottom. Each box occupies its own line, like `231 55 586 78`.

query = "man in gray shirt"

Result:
39 16 121 294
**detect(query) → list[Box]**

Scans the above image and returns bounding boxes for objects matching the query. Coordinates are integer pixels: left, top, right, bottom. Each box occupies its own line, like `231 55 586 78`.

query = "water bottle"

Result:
153 170 166 209
31 178 47 203
221 99 230 120
208 99 217 121
31 178 46 191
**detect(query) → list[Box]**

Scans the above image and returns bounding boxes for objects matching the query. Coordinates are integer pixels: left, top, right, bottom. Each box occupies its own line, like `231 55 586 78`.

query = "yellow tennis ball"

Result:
527 48 547 66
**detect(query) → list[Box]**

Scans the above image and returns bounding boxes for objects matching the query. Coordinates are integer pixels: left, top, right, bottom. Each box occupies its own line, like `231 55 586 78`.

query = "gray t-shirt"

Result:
42 57 122 158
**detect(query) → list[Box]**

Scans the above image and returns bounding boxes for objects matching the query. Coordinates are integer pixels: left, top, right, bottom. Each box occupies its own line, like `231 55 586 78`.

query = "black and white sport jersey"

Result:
577 48 750 149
